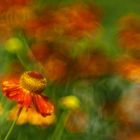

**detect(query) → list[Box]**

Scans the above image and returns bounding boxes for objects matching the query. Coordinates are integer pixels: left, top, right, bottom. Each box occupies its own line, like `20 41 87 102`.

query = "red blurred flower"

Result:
24 13 55 41
24 18 45 38
2 71 54 117
31 43 53 63
24 4 101 41
119 15 140 51
45 56 67 82
0 1 8 12
75 53 111 78
0 0 32 13
7 0 32 6
53 4 101 37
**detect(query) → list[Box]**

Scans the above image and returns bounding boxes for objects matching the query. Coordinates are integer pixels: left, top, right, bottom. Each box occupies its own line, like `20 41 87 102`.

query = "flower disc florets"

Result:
20 71 47 93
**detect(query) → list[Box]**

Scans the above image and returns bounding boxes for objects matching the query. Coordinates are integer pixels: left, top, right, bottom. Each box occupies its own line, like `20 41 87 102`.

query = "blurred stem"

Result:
51 111 68 140
15 30 45 74
16 31 37 70
3 107 22 140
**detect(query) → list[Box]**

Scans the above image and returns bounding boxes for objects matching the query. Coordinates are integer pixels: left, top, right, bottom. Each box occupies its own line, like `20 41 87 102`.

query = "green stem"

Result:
51 111 68 140
3 107 22 140
16 30 45 74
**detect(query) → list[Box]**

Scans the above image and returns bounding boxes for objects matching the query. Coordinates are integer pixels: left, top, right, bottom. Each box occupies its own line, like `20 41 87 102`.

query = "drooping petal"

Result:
21 91 32 109
2 81 24 102
2 81 32 109
33 94 54 117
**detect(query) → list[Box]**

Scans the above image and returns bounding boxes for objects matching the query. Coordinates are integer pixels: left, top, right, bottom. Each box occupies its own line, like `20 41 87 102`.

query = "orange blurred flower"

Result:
0 25 12 43
24 18 46 40
9 105 55 126
119 15 140 51
24 3 101 41
116 57 140 83
0 1 9 13
54 4 101 37
115 130 140 140
24 11 54 41
128 133 140 140
75 53 111 78
7 0 32 6
3 6 35 28
31 43 53 63
45 56 67 82
2 71 54 117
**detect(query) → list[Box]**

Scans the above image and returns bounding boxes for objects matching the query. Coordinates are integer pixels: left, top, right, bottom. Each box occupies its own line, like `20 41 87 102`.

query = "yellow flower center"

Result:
20 71 47 93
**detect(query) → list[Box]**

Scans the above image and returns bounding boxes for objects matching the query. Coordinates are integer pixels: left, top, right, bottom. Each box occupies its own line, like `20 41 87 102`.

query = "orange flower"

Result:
2 71 54 117
54 4 101 37
116 57 140 83
0 1 8 13
7 0 32 6
75 53 111 78
45 56 67 82
118 15 140 51
128 133 140 140
31 43 53 63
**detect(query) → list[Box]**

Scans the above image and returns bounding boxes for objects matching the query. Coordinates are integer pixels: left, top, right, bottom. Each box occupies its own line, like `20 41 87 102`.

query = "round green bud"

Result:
5 37 23 53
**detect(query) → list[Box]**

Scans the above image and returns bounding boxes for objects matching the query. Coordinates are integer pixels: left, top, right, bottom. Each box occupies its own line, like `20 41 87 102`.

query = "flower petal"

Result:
2 81 23 101
33 94 54 117
2 81 32 108
21 91 32 108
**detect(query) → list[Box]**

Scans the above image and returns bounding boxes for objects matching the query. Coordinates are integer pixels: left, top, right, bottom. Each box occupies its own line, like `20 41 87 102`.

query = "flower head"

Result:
2 71 54 117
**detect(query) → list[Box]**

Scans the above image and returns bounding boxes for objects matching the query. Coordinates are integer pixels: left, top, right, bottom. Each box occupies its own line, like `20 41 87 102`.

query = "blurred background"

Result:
0 0 140 140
